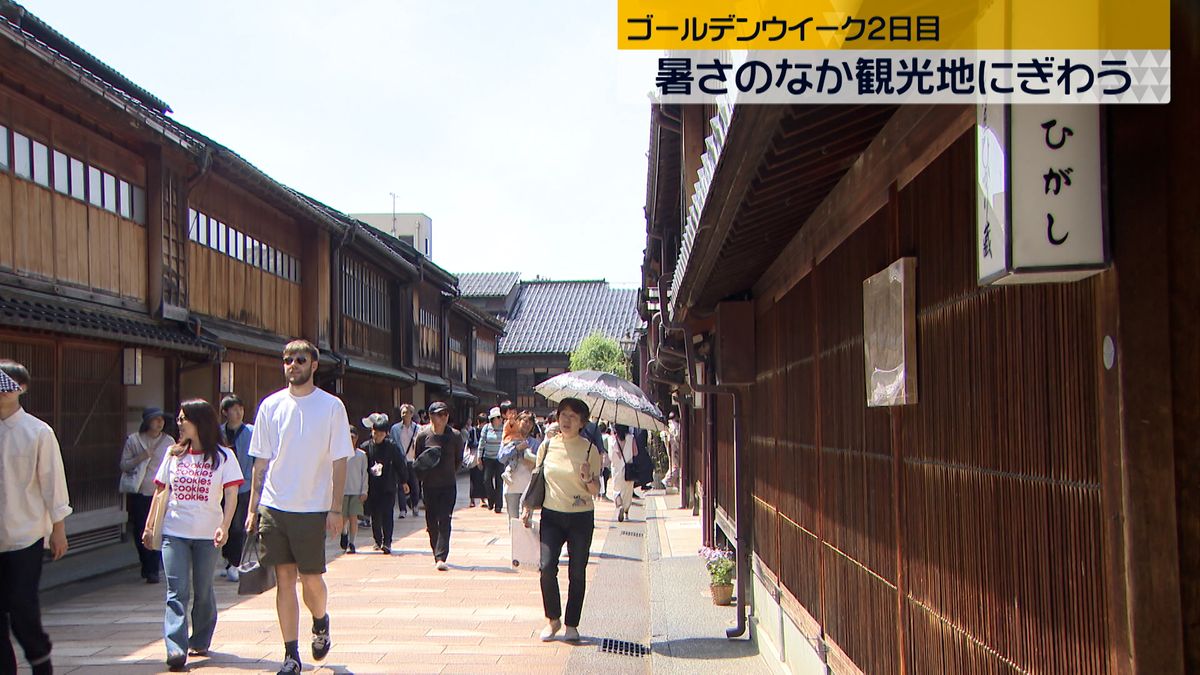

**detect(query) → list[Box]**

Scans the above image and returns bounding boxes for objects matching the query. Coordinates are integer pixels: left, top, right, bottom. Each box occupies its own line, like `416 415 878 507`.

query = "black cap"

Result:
428 401 450 415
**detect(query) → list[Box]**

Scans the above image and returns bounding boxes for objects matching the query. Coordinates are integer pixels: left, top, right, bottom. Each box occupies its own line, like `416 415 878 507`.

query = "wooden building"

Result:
0 2 502 574
459 275 642 417
641 17 1197 674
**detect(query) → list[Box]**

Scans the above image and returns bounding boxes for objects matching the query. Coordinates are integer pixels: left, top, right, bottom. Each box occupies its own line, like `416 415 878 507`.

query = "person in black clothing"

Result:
360 413 409 555
412 401 464 570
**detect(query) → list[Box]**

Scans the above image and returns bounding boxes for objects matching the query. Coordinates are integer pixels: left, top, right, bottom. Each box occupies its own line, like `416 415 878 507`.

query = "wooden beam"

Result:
752 105 974 315
674 105 788 321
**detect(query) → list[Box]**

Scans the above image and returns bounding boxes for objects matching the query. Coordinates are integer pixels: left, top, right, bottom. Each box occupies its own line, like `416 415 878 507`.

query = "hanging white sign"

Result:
976 104 1109 285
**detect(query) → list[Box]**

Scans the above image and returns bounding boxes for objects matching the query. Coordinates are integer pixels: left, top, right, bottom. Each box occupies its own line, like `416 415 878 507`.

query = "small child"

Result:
340 426 368 554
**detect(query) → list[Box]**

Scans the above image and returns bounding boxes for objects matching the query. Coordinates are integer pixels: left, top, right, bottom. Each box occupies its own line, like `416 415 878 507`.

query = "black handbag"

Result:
237 530 276 596
521 445 548 511
413 445 442 473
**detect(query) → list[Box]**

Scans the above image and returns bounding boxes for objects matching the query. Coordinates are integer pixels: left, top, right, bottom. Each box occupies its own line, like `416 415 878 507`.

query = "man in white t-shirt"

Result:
245 340 353 675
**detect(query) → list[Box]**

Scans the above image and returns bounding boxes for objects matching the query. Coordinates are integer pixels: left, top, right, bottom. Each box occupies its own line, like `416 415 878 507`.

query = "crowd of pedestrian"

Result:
0 343 676 675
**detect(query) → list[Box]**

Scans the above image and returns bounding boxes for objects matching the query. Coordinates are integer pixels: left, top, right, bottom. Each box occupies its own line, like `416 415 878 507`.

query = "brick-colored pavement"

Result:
25 477 614 674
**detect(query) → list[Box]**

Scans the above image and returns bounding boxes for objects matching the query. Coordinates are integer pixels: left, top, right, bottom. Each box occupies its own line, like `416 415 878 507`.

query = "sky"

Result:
21 1 661 286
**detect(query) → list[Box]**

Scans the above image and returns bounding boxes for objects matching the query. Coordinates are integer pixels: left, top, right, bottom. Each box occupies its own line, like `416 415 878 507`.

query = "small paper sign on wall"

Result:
863 258 917 407
976 104 1109 285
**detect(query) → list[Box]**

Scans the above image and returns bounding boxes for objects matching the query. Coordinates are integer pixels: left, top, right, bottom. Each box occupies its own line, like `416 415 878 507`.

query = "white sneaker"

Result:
540 620 561 642
226 566 239 582
436 561 448 571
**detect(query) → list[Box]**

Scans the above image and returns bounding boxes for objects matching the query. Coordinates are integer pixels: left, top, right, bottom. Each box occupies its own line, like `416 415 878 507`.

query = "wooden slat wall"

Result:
187 243 301 337
742 132 1110 674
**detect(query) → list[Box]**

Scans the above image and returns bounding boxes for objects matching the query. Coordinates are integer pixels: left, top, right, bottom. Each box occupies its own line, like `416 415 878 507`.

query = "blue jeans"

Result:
161 535 219 658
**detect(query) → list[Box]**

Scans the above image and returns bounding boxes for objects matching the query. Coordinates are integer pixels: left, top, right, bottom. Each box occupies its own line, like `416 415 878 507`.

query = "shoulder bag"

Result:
143 482 170 551
118 434 152 494
522 437 595 511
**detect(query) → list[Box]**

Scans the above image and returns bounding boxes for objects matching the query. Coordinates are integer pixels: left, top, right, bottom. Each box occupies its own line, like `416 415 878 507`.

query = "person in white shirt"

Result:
339 427 368 554
0 361 70 675
144 399 243 672
245 340 352 675
388 404 420 517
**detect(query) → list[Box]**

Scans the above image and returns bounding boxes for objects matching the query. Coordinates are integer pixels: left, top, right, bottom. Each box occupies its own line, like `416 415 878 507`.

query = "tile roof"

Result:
498 281 642 355
0 290 216 355
457 272 521 299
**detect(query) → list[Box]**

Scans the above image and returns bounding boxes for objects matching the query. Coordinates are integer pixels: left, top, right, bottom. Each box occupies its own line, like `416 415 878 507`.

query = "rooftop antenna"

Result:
388 192 398 234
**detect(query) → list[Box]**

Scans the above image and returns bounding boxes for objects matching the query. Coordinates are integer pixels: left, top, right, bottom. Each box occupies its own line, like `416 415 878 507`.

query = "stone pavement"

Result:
20 476 772 674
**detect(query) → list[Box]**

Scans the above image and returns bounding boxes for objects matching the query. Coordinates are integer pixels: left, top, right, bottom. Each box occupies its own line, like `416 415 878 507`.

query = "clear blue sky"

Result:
22 1 660 286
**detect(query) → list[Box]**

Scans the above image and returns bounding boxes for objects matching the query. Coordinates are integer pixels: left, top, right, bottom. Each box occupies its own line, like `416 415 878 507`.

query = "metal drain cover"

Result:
620 530 644 538
599 638 651 657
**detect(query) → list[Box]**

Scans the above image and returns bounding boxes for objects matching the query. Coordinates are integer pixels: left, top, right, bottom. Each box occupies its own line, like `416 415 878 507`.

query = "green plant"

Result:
699 546 735 586
569 332 631 379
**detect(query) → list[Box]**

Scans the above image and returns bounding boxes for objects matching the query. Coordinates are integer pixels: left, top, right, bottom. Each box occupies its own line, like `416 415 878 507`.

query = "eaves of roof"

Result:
451 299 505 334
0 1 171 114
0 287 215 356
0 10 201 154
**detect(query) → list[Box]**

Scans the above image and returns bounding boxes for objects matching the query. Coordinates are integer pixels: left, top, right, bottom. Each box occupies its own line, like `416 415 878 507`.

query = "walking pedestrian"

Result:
120 406 174 583
245 340 354 675
0 362 71 675
521 398 601 643
412 401 464 570
361 413 409 554
502 413 542 518
145 399 243 671
467 412 487 507
479 407 505 514
609 424 637 522
388 404 420 518
218 395 254 582
340 427 367 554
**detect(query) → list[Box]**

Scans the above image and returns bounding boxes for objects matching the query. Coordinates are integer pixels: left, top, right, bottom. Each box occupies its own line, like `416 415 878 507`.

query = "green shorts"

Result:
257 506 327 575
341 494 365 518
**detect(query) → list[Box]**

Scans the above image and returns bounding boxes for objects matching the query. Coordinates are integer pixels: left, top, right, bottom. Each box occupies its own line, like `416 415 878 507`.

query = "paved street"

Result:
23 477 770 674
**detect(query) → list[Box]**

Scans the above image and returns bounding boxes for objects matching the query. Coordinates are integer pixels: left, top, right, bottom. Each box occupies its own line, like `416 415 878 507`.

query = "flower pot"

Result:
710 583 734 606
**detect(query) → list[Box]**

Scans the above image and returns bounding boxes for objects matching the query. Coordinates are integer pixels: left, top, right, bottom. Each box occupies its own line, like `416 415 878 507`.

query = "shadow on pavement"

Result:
652 636 762 660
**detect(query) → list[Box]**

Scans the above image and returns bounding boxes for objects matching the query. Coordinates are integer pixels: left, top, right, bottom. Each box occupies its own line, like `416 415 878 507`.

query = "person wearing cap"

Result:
360 413 409 554
412 401 464 570
0 361 71 675
477 407 505 512
119 405 175 583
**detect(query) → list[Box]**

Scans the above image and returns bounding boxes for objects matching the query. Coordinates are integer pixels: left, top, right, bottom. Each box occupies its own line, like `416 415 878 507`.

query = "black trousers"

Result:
422 485 456 562
0 539 52 673
368 492 396 546
221 490 251 567
126 493 161 579
482 458 505 513
468 466 486 501
539 509 595 627
400 466 421 513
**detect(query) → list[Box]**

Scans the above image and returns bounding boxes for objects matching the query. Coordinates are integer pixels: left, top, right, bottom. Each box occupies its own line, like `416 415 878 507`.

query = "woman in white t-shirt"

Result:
143 399 243 672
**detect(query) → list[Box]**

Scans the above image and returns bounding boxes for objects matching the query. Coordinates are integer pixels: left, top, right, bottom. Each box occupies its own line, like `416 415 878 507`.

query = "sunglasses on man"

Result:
283 356 310 365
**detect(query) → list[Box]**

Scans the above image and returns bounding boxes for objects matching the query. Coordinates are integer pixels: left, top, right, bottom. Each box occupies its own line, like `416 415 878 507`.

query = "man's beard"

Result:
286 369 313 386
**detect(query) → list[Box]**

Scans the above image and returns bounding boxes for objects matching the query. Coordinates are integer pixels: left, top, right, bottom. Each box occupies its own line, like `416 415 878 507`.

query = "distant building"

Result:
458 275 642 415
350 212 433 259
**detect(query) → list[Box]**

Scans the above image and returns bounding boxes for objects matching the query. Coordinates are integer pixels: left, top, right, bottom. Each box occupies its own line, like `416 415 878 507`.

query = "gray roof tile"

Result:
457 272 521 299
498 281 641 354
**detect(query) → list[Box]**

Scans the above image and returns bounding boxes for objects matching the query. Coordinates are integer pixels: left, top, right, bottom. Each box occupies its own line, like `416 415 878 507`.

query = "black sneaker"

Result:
166 652 187 671
346 543 356 554
381 545 391 555
312 618 331 660
339 533 348 550
277 654 302 674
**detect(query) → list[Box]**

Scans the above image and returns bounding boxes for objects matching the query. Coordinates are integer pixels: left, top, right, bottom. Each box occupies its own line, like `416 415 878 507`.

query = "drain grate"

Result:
598 638 651 657
620 530 644 538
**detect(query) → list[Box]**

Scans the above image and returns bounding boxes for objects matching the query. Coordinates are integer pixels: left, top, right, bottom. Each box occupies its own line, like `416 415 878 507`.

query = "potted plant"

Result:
699 546 735 605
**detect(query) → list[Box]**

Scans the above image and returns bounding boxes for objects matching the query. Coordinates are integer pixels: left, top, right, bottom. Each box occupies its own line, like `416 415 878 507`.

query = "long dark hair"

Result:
614 424 630 442
179 399 224 469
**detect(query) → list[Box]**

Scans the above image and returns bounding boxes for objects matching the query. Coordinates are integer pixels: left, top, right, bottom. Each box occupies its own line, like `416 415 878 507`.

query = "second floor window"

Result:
418 307 441 366
342 258 389 330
